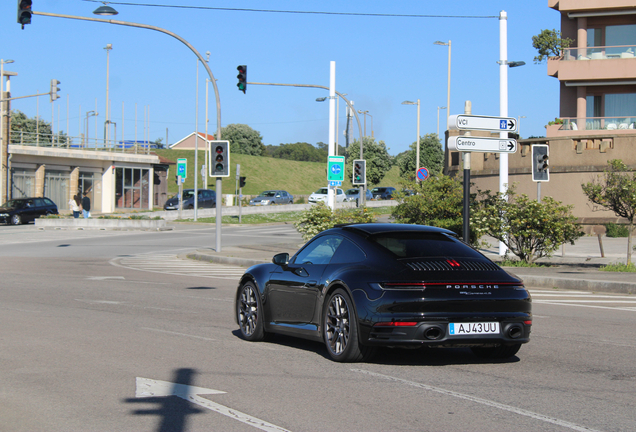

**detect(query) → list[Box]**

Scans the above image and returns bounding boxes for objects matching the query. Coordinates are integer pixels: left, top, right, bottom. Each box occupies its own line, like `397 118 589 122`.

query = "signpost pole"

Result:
178 176 183 220
462 101 472 244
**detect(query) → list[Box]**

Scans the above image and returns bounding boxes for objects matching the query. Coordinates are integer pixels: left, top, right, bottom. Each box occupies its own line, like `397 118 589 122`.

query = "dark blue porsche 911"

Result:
235 223 532 362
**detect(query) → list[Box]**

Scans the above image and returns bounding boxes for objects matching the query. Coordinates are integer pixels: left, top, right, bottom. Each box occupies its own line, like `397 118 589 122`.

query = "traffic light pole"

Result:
32 10 226 252
247 81 367 204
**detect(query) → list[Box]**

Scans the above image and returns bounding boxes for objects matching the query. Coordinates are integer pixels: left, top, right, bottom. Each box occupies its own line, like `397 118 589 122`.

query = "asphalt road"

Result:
0 224 634 432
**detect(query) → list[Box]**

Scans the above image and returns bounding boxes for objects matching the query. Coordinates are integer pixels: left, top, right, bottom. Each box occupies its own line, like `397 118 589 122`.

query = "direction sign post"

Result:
447 136 517 153
449 114 517 132
327 156 345 181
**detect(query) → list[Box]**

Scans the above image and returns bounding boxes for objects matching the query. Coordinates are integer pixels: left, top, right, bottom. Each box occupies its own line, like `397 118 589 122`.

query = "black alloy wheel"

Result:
11 214 21 225
323 288 375 362
471 344 521 359
237 282 267 341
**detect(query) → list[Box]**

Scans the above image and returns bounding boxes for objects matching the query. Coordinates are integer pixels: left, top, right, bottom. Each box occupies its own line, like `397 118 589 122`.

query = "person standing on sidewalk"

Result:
69 194 81 218
81 192 91 218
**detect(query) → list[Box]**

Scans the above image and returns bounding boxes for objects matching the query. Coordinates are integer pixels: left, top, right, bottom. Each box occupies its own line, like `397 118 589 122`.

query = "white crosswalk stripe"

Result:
529 288 636 312
111 254 245 280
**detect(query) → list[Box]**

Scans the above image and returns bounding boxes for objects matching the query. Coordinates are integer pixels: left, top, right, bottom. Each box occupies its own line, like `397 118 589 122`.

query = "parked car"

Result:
308 187 345 203
344 188 373 203
0 197 59 225
249 190 294 206
163 189 216 210
235 223 531 362
371 186 397 200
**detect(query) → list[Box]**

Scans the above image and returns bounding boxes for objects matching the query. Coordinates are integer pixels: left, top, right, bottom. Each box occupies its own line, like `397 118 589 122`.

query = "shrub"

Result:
472 185 584 263
294 203 377 241
604 223 629 238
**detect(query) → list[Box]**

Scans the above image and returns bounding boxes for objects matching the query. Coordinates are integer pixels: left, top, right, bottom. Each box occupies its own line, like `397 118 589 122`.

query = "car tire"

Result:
323 288 375 362
237 281 268 342
187 205 194 210
11 214 21 225
471 343 521 359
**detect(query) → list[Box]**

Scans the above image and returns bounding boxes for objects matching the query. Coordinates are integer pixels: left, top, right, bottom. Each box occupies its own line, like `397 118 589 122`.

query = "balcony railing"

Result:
9 130 156 154
559 116 636 131
563 45 636 61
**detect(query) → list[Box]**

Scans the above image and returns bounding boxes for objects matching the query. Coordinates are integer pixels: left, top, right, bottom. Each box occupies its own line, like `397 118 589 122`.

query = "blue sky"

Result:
2 0 559 156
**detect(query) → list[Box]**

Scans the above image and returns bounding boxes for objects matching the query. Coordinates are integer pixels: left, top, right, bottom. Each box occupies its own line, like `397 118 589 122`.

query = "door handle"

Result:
307 280 317 287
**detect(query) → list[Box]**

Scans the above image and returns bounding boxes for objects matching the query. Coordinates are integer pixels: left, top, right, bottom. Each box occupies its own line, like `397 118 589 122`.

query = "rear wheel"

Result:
471 344 521 359
323 288 375 362
11 214 21 225
237 282 267 341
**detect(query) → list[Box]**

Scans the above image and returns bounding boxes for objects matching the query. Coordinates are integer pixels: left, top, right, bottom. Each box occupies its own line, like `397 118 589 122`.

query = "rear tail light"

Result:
374 321 418 327
523 320 532 325
381 282 427 290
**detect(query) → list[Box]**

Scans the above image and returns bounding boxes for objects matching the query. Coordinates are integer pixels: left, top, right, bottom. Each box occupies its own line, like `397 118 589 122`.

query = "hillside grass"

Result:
154 149 403 196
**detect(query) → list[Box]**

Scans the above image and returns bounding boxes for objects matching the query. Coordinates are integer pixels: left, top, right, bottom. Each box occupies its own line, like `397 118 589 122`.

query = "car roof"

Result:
335 223 456 237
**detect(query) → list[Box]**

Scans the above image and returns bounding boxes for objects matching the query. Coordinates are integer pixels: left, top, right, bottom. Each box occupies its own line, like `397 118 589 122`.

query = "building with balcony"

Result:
447 1 636 233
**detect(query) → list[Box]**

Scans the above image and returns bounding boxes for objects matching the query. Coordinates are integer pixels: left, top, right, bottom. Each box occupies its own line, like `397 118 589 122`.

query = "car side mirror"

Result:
272 253 289 267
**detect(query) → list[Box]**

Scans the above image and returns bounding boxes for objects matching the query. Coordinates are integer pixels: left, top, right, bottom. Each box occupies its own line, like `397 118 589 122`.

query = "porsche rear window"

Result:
370 232 483 259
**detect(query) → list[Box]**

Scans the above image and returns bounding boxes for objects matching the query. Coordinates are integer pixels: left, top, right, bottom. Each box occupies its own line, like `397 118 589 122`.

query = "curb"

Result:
515 275 636 294
186 252 267 268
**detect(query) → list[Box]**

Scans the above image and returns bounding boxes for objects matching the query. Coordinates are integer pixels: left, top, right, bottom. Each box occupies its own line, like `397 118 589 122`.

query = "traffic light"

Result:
50 79 60 102
17 0 32 28
352 159 366 185
236 65 247 94
239 176 246 188
209 140 230 177
532 144 549 182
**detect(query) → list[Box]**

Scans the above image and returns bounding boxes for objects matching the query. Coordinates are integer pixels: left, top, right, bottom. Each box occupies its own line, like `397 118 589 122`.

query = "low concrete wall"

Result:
36 218 169 230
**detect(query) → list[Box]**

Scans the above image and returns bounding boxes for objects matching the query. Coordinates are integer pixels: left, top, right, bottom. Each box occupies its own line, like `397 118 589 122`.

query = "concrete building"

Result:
448 0 636 233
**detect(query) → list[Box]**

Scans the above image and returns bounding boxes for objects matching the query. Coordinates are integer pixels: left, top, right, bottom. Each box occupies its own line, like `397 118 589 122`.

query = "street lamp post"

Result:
437 106 447 139
1 59 15 204
104 43 112 146
434 40 451 131
317 93 346 156
402 100 420 179
357 110 373 138
518 115 526 138
85 110 98 147
498 10 526 255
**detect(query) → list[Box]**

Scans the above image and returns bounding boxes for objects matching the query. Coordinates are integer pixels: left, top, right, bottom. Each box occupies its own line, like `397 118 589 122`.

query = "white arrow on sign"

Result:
135 377 291 432
447 136 517 153
449 114 517 132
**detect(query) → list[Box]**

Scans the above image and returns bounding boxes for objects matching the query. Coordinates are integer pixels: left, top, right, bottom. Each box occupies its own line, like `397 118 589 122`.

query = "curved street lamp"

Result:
402 100 420 179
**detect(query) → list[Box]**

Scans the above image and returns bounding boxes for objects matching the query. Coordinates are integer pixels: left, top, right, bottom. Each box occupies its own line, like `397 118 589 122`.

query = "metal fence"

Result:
9 130 156 154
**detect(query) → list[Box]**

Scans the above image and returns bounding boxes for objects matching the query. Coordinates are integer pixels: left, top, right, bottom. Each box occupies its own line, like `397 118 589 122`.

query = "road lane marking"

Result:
141 327 216 341
351 369 603 432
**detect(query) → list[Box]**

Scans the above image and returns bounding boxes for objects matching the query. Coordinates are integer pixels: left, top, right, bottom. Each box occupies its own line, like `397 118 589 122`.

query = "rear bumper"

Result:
362 319 531 347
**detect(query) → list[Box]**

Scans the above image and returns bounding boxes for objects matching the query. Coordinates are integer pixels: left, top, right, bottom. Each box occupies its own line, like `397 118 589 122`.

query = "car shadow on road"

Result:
231 330 520 365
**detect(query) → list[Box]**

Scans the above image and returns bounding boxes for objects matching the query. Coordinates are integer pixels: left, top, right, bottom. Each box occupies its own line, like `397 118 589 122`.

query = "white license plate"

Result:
448 322 500 336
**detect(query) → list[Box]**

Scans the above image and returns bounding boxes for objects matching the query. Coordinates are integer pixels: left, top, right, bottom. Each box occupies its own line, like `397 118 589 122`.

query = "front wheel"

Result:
471 344 521 359
11 214 21 225
237 282 267 341
323 288 375 362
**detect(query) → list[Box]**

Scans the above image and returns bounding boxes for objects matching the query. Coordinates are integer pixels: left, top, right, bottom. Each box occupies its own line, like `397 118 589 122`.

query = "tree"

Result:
294 202 377 242
532 29 574 63
472 186 583 263
221 124 265 156
391 176 477 242
344 137 392 185
9 110 69 145
397 133 444 180
582 159 636 265
268 142 326 162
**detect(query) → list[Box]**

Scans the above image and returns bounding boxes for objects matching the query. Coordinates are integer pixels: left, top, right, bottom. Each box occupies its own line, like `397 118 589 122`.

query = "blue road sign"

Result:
417 167 429 181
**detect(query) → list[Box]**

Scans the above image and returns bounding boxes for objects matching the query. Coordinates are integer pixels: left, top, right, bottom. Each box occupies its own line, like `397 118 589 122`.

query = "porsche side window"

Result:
330 239 366 264
294 235 343 265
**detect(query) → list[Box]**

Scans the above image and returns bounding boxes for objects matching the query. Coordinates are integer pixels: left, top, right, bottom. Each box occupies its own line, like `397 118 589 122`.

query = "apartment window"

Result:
605 93 636 118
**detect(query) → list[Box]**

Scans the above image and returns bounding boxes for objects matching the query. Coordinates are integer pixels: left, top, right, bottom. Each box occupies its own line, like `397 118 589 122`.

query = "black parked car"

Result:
235 223 531 362
163 189 216 210
0 197 59 225
371 186 396 200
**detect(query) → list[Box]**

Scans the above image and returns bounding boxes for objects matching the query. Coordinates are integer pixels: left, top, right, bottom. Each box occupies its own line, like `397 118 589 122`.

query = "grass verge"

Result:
599 263 636 272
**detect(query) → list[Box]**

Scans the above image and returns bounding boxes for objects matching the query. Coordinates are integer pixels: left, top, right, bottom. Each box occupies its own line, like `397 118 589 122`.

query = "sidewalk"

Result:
187 233 636 294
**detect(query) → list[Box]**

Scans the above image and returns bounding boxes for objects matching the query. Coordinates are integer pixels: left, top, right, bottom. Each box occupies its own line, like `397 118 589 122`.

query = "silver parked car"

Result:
249 190 294 206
